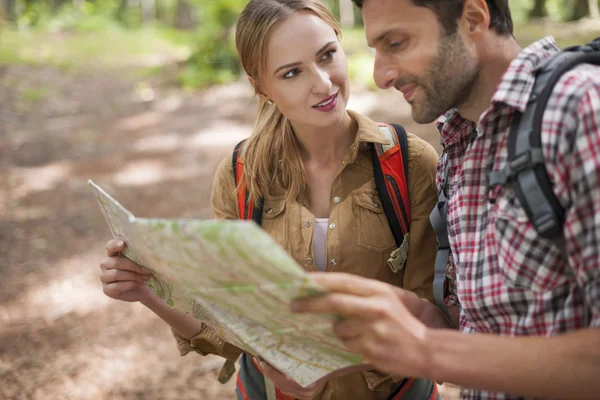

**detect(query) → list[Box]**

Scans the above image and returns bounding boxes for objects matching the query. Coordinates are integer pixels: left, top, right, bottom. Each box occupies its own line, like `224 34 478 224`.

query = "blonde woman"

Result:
99 0 440 399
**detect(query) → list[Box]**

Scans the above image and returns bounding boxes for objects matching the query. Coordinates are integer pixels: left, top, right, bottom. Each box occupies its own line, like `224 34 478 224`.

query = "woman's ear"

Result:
248 76 270 102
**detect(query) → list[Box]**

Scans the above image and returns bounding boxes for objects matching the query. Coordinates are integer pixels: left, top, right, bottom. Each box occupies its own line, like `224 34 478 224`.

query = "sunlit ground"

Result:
1 19 598 399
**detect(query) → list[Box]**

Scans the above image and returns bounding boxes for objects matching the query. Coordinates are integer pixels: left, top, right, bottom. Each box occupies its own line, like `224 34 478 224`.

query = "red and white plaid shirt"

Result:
437 37 600 400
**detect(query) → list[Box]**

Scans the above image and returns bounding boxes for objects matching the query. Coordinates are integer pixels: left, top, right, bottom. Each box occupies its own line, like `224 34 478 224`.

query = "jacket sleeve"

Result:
170 155 244 360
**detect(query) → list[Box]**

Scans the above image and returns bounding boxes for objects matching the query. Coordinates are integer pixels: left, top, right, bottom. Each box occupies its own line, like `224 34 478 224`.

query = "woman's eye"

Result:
283 68 300 79
320 49 336 61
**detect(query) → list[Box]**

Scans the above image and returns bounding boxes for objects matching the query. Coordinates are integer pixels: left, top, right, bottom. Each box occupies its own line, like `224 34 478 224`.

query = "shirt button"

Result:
299 201 306 207
306 257 314 265
303 220 312 227
266 208 273 214
333 196 341 203
330 259 338 265
373 202 380 208
329 223 336 229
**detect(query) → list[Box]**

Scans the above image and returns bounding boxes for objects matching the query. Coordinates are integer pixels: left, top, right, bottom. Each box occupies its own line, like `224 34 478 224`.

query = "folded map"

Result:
88 180 362 387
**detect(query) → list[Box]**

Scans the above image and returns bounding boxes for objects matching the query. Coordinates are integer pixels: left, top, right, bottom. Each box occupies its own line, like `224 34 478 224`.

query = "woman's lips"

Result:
312 91 339 112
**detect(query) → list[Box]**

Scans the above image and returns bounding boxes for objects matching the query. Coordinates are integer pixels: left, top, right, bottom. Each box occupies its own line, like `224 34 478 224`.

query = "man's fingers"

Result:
100 268 149 284
307 272 393 297
333 319 368 339
106 239 126 256
103 281 140 299
292 293 388 319
100 255 151 276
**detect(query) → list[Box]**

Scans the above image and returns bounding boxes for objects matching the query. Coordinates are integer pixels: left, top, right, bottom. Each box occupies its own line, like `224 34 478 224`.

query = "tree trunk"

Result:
589 0 600 19
528 0 547 18
339 0 354 28
175 0 194 30
2 0 16 22
571 0 590 20
140 0 156 23
72 0 84 15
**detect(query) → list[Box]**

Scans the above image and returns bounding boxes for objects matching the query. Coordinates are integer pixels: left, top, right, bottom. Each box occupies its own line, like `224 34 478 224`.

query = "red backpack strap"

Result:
232 140 263 225
372 123 411 248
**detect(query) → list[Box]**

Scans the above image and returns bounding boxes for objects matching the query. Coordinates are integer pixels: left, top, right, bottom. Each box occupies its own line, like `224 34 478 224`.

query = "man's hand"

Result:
291 273 450 378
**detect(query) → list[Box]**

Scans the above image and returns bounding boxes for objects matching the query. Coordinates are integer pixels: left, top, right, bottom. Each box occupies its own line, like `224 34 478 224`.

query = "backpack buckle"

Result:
508 148 545 178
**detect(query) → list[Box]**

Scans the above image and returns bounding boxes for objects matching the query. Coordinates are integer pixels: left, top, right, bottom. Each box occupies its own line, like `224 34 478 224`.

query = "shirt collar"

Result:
345 110 390 164
490 36 559 111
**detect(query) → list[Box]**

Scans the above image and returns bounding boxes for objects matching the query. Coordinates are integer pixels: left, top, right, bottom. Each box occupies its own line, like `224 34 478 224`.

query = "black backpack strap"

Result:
429 148 456 327
232 140 263 225
391 123 410 183
488 40 600 250
371 123 410 248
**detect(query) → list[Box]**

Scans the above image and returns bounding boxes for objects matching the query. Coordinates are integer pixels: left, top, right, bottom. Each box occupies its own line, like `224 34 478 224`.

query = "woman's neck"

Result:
292 112 357 166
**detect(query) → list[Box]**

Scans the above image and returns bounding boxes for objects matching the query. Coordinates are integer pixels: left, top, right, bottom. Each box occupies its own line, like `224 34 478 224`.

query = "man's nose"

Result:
373 52 397 90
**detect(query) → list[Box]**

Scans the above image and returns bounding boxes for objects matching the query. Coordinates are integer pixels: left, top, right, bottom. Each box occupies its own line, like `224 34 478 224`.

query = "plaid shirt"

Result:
437 37 600 400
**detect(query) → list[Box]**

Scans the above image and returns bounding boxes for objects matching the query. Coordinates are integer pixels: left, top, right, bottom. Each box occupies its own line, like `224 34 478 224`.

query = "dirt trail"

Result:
0 63 442 399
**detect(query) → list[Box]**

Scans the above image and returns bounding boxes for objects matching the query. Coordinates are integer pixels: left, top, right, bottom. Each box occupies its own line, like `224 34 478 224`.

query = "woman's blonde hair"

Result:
235 0 342 203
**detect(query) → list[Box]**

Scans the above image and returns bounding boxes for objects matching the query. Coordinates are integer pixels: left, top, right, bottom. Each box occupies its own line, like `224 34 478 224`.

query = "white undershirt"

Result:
313 218 329 272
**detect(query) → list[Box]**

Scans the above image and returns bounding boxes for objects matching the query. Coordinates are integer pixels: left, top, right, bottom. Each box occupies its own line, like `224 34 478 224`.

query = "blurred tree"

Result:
572 0 590 20
2 0 16 22
140 0 156 22
529 0 548 18
175 0 194 29
589 0 600 18
339 0 354 27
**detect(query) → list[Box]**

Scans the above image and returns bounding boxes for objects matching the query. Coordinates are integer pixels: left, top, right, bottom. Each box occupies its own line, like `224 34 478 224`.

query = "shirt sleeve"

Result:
170 154 244 359
564 76 600 327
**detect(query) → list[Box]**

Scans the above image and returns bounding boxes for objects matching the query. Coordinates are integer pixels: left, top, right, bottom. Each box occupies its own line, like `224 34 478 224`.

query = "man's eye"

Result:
284 68 300 79
389 41 403 51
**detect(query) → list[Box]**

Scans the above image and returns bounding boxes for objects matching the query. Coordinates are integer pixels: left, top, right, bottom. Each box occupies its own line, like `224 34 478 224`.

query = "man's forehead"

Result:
362 0 437 44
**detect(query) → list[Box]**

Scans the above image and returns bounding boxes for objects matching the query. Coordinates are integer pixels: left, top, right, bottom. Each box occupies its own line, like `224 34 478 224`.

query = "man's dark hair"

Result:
352 0 513 36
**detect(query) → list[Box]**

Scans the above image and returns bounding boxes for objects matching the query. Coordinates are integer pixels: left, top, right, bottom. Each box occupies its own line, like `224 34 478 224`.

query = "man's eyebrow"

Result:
315 41 336 56
274 61 301 75
368 30 393 48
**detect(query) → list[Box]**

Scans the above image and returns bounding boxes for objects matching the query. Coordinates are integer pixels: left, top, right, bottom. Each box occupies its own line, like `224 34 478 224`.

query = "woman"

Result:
99 0 440 399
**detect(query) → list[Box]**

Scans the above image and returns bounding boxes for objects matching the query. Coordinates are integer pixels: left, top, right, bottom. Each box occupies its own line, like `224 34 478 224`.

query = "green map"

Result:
88 180 362 387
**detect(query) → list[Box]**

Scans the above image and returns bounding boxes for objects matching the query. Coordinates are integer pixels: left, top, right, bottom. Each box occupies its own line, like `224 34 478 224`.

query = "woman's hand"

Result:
255 357 326 399
100 239 154 303
255 357 369 399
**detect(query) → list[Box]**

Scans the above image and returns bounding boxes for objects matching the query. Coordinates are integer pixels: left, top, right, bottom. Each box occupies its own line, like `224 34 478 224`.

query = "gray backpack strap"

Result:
487 38 600 258
429 150 456 327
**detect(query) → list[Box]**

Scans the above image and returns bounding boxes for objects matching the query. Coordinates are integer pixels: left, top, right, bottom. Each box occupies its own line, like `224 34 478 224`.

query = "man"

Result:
292 0 600 398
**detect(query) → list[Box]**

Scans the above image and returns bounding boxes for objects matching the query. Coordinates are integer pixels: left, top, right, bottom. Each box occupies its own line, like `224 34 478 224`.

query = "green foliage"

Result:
510 0 600 22
21 87 50 102
179 0 246 89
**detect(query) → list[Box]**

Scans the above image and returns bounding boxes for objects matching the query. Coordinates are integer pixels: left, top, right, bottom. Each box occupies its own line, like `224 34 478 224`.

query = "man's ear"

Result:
459 0 490 40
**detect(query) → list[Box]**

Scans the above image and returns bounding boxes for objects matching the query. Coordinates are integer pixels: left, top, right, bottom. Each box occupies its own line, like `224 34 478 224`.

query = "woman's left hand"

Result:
255 357 325 399
255 357 369 399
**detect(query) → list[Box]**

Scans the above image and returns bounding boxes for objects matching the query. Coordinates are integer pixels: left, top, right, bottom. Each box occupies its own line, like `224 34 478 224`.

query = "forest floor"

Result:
2 19 599 399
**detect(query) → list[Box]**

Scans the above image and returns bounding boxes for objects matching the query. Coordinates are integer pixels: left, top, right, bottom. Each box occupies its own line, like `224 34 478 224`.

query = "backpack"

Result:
430 37 600 325
232 123 412 265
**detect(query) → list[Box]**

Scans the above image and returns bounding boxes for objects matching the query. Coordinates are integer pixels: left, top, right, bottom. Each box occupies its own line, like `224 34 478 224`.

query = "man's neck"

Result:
457 35 522 123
